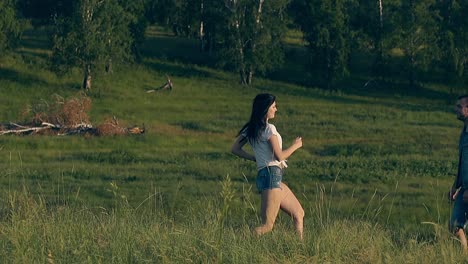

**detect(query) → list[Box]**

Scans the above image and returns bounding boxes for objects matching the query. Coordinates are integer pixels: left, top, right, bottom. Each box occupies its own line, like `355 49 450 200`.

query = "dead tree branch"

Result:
146 75 173 93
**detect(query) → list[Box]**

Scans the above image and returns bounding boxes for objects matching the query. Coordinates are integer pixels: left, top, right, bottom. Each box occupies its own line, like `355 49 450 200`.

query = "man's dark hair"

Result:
458 95 468 100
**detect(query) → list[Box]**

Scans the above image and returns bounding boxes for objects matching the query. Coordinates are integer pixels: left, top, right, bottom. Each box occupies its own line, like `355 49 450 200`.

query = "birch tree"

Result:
437 0 468 93
148 0 199 37
216 0 290 85
393 0 438 88
51 0 133 91
347 0 400 79
193 0 223 54
294 0 350 89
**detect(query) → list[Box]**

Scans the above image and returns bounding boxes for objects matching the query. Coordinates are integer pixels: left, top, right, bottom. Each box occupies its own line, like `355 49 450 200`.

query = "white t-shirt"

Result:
242 123 287 170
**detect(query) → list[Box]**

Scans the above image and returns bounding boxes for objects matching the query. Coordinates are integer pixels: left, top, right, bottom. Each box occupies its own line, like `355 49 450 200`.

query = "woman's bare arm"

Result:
269 135 302 161
231 136 256 161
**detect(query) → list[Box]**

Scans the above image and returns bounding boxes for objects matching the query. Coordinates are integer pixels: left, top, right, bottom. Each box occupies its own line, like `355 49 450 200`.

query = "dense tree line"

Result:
1 0 467 90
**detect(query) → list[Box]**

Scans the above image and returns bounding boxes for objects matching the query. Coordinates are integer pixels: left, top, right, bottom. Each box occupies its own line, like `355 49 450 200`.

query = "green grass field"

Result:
0 26 466 262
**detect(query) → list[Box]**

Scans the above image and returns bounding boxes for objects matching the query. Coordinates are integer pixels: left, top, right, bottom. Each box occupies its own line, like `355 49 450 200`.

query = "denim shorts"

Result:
450 188 468 232
256 166 283 193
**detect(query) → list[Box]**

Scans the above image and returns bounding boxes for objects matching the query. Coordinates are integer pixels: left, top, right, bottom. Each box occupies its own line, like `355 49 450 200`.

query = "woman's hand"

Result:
293 137 302 149
232 136 256 162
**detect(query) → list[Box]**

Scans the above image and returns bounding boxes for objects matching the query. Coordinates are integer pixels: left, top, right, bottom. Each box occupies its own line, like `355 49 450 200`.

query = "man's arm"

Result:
449 177 461 201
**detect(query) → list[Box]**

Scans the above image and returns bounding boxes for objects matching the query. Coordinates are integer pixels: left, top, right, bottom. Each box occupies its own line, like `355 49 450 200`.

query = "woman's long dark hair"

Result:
237 93 276 143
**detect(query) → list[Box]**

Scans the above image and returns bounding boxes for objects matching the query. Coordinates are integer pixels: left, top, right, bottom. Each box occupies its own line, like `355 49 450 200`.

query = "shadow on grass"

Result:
0 67 79 92
20 28 52 49
142 59 229 82
341 77 451 102
171 121 224 133
140 27 454 109
141 34 215 66
4 27 81 90
141 32 237 82
20 37 51 51
342 78 457 113
267 45 452 103
18 49 50 62
0 67 49 87
256 78 452 114
254 80 374 106
16 27 52 63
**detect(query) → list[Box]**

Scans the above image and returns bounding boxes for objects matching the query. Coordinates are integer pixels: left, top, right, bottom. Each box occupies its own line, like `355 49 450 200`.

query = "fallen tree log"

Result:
3 93 145 137
0 122 94 135
0 122 144 136
0 124 54 135
146 75 173 93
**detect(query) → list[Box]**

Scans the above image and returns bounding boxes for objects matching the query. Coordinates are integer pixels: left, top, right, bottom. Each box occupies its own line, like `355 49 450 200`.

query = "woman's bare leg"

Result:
279 183 305 239
254 188 282 236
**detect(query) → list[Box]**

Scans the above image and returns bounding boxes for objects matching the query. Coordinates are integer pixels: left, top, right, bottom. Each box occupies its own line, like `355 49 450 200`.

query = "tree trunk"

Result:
239 71 247 85
326 49 333 89
256 0 264 24
408 32 416 89
247 67 254 85
373 0 384 79
207 33 214 55
246 0 264 85
83 64 92 91
105 59 112 74
199 1 205 51
378 0 383 29
409 54 416 89
234 16 247 85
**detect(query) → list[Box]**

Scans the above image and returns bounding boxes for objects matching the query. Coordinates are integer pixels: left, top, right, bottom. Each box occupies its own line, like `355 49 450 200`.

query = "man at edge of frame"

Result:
449 94 468 253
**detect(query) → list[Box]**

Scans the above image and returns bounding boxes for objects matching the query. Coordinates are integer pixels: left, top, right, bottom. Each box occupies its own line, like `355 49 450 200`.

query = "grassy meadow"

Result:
0 26 466 262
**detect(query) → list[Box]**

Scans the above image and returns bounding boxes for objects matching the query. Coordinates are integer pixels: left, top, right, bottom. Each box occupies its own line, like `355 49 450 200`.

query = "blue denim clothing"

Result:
459 129 468 188
450 187 468 232
256 166 283 193
450 127 468 232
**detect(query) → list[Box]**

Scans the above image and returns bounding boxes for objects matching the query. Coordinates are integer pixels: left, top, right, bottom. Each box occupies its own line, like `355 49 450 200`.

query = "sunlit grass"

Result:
0 179 465 263
283 29 305 46
0 25 465 262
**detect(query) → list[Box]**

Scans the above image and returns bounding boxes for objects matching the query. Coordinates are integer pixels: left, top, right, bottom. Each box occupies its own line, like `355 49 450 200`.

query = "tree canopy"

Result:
50 0 141 90
0 0 24 55
2 0 467 90
293 0 350 88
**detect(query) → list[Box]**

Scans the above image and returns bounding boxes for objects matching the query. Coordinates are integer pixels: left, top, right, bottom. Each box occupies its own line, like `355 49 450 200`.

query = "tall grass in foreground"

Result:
0 177 464 263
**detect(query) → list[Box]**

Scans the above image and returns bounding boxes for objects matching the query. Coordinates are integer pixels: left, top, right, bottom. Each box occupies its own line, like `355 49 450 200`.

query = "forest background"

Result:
1 0 468 262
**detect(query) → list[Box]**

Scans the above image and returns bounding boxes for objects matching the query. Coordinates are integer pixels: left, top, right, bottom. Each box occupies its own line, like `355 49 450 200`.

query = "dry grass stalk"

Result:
96 116 128 136
22 93 91 127
8 93 144 136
